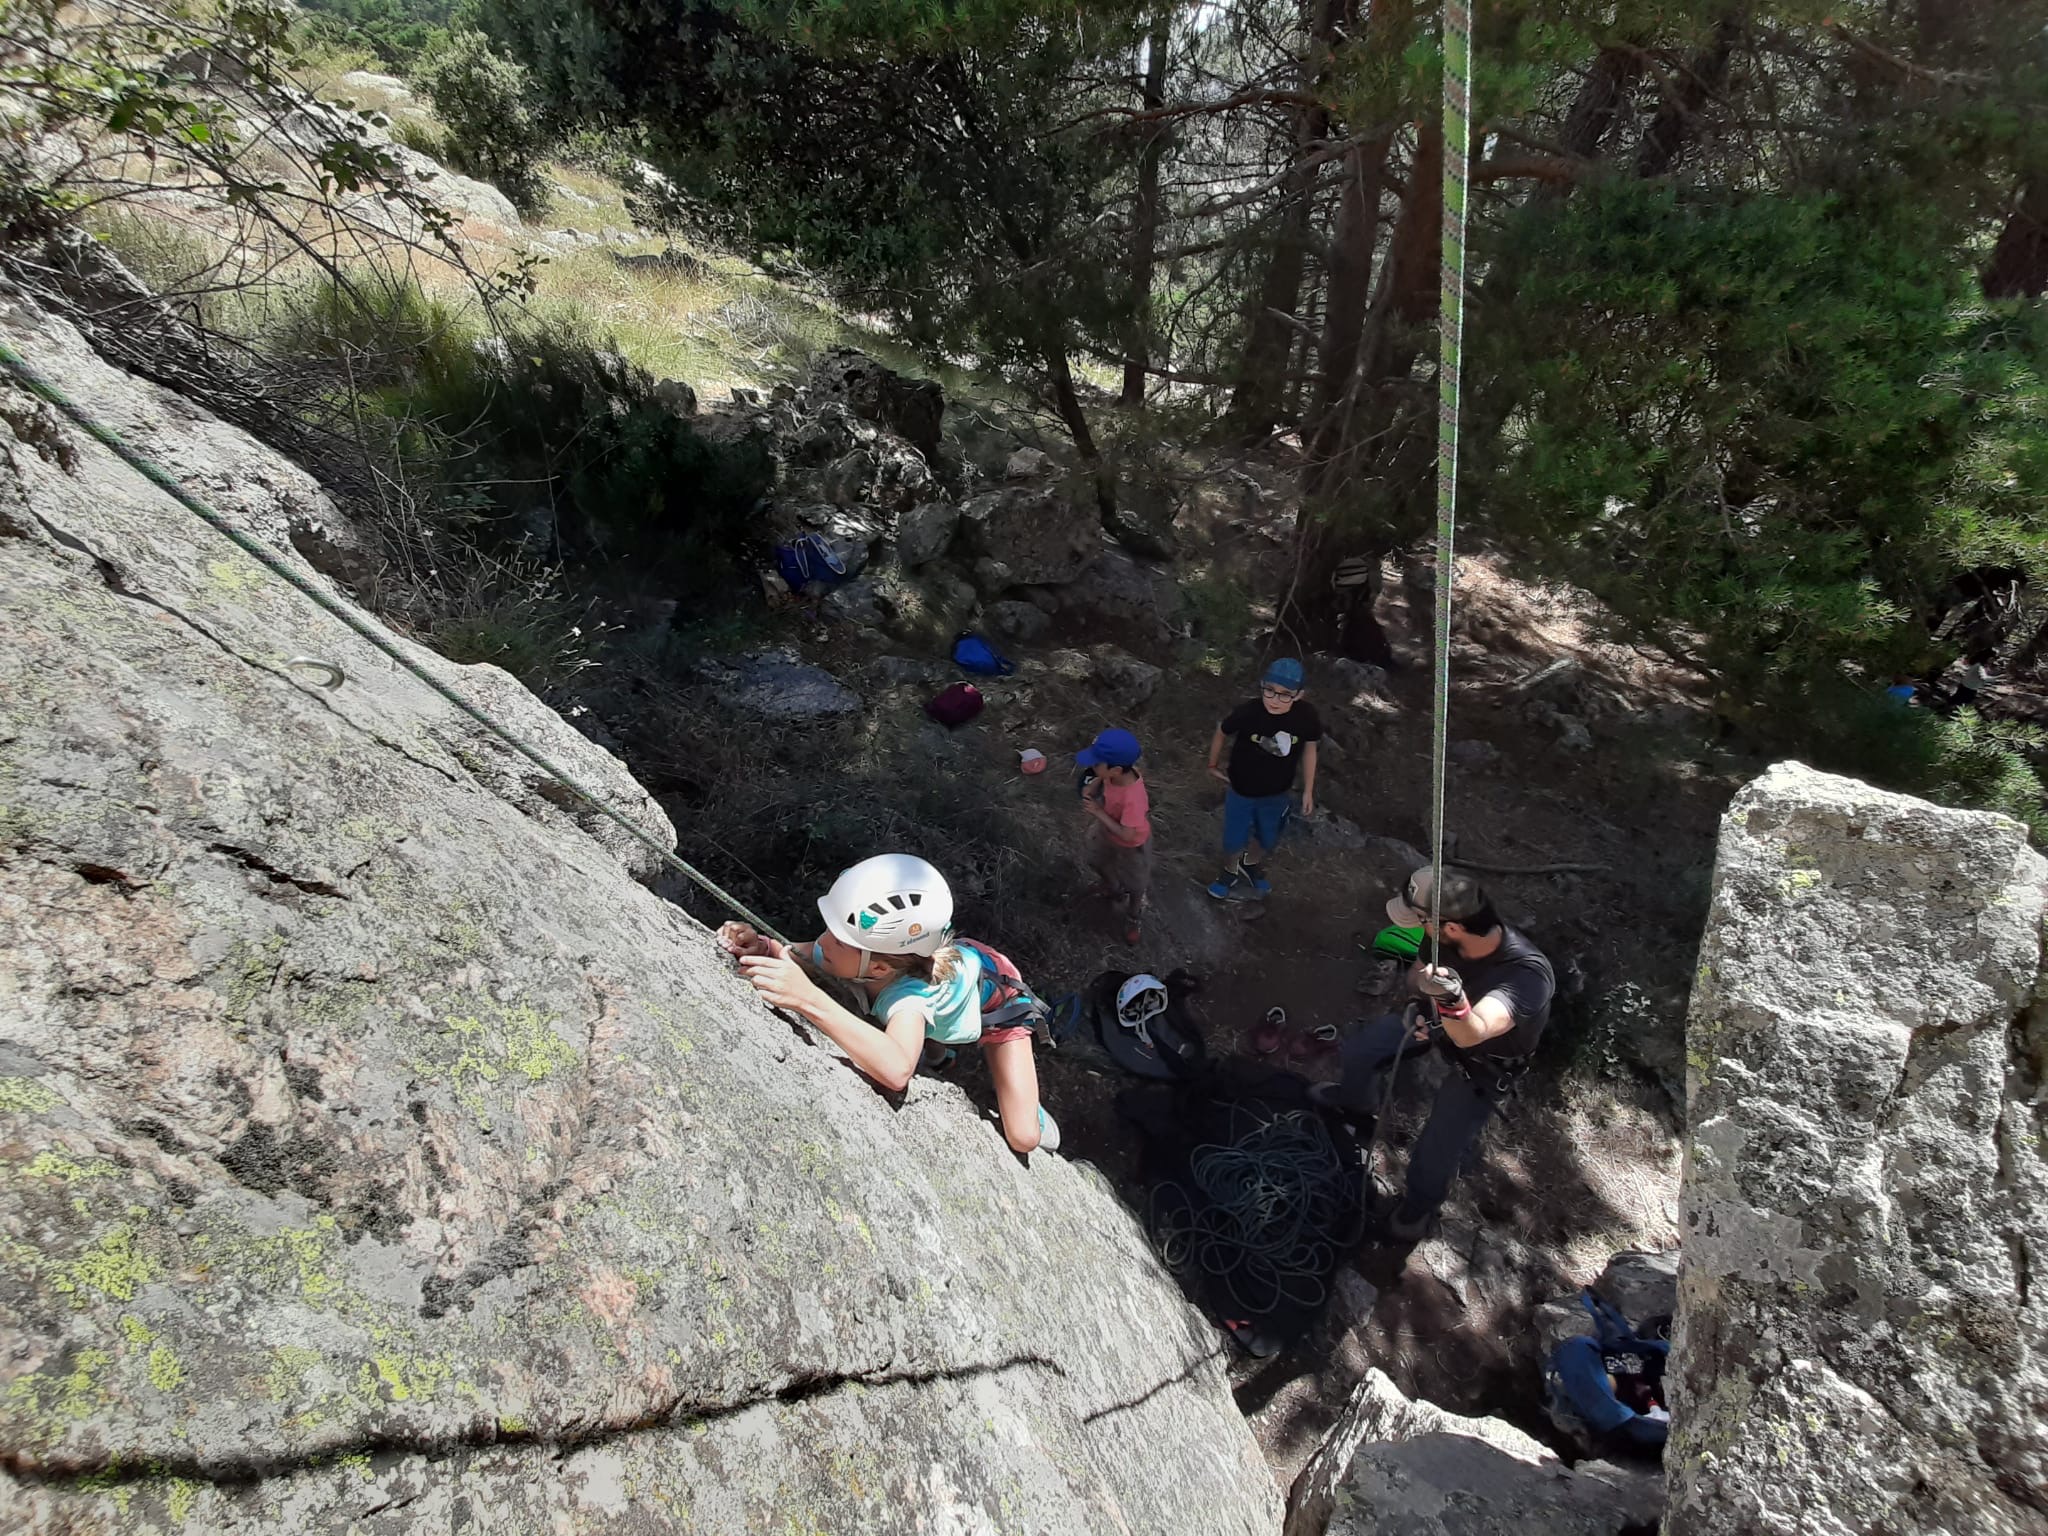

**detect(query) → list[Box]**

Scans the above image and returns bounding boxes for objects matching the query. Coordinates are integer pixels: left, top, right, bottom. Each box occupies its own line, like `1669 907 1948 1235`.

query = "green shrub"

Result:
267 274 478 391
389 116 450 163
293 0 457 70
419 556 601 700
391 316 771 587
413 29 551 212
261 282 768 599
1801 681 2048 839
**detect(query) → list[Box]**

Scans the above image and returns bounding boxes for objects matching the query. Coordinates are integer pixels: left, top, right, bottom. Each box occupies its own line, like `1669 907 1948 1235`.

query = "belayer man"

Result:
1311 866 1553 1240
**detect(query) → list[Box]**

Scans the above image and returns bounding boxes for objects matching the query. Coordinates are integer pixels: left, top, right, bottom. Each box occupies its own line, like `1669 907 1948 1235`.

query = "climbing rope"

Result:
1148 1105 1365 1318
0 337 790 945
1430 0 1473 962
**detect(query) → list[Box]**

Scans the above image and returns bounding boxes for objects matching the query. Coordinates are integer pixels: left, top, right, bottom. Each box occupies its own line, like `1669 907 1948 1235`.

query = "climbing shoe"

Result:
1036 1106 1062 1154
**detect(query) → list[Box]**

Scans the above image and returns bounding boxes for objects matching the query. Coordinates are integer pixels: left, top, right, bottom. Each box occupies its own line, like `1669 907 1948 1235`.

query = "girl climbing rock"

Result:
717 853 1059 1155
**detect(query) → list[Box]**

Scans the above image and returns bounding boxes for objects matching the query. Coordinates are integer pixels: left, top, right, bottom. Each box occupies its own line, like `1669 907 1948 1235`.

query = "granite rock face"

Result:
1670 762 2048 1536
0 290 1281 1535
1285 1370 1662 1536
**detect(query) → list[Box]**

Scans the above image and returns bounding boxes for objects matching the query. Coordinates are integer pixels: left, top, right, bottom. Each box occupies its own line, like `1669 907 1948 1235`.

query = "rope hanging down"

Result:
0 338 790 946
1429 0 1473 963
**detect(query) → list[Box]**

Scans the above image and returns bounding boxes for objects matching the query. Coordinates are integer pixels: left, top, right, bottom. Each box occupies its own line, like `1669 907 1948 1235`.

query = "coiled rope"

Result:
1148 1106 1365 1317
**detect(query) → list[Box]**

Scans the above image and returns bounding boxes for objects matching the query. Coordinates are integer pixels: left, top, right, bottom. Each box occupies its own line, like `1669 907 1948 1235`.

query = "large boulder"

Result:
894 499 960 569
807 347 944 460
1286 1370 1663 1536
1669 763 2048 1536
699 647 864 721
0 291 1282 1535
958 484 1099 587
1060 548 1182 638
987 598 1052 644
1092 645 1163 710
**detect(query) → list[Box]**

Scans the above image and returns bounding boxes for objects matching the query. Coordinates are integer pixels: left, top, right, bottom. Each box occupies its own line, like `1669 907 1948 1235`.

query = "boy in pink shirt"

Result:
1077 728 1152 946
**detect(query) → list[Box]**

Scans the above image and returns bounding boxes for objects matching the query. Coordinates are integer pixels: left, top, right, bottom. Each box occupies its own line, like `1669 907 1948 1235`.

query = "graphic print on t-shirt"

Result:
1221 699 1324 799
1252 730 1296 758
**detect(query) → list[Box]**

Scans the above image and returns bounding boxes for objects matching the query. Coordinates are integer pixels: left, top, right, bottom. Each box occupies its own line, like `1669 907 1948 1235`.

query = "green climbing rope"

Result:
0 337 790 946
1429 0 1473 960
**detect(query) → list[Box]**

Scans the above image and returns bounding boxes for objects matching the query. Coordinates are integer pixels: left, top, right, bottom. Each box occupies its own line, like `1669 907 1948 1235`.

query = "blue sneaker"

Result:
1239 860 1273 894
1207 875 1240 900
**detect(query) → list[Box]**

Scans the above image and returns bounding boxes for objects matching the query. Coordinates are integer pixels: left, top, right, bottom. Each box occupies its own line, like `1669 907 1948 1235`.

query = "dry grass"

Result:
538 161 634 229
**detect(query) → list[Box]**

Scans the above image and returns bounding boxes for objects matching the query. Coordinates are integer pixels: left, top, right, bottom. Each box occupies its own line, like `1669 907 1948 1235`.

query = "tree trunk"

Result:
1634 17 1739 178
1559 46 1644 163
1220 0 1341 443
1044 338 1116 517
1120 5 1173 407
1984 175 2048 299
1302 132 1393 502
1284 122 1442 651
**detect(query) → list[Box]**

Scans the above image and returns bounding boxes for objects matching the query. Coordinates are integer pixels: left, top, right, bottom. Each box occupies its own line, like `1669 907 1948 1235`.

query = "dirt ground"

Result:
714 469 1753 1493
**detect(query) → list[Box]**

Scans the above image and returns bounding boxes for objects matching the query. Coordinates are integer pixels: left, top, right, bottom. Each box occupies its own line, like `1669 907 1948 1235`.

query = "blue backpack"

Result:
951 631 1016 676
776 533 848 593
1543 1289 1670 1456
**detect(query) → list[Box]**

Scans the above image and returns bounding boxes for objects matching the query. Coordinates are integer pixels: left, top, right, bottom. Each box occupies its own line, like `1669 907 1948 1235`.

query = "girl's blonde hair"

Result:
875 942 964 987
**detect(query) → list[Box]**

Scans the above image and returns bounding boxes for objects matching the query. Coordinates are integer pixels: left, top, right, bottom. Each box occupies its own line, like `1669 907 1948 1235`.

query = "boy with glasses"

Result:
1205 657 1322 899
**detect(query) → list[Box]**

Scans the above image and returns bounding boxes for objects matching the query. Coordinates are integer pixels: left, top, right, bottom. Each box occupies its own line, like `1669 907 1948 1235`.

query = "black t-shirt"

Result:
1220 699 1323 798
1440 926 1553 1061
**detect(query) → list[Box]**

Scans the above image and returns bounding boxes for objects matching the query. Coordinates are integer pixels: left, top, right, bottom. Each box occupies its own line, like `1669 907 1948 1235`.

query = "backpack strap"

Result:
958 938 1048 1029
1579 1288 1636 1348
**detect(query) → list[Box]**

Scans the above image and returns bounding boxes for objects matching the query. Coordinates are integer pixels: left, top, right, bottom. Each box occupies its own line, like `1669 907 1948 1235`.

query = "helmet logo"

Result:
907 922 924 938
858 911 878 931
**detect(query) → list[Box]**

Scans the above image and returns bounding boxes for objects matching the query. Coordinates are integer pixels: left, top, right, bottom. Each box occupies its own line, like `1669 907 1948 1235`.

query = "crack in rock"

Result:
0 1353 1068 1490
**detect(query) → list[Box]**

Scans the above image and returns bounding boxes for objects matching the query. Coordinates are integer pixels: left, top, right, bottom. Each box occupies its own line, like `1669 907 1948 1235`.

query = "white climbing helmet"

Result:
1115 973 1170 1041
818 854 955 957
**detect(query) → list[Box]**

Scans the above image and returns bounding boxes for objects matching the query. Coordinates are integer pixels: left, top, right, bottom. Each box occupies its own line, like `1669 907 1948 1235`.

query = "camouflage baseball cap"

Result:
1386 866 1489 926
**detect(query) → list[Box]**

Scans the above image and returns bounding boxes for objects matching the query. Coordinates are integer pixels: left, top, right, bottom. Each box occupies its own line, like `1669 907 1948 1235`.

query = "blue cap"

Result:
1076 727 1142 768
1262 657 1305 691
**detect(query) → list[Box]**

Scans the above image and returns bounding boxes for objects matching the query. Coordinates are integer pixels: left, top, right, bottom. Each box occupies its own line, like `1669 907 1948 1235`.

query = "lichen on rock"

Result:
1669 762 2048 1536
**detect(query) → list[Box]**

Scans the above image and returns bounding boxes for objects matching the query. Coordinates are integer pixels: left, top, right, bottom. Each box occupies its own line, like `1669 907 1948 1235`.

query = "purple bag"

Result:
925 681 985 728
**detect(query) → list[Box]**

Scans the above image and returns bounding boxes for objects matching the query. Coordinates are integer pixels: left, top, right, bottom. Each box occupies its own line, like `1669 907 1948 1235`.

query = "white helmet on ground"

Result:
1115 973 1170 1044
818 854 955 957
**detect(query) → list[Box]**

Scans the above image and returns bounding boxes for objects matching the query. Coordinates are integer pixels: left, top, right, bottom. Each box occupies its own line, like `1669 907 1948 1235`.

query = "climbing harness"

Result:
0 338 790 945
1429 0 1474 967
